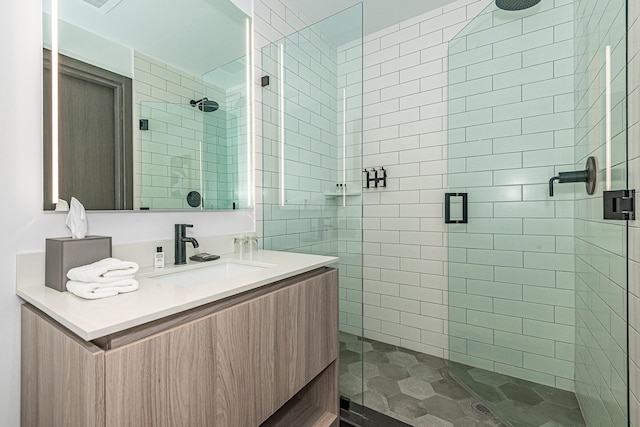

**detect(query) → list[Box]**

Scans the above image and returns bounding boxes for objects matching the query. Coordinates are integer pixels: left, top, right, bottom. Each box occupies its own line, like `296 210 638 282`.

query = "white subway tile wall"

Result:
361 0 585 392
573 0 630 423
445 0 579 391
360 0 490 361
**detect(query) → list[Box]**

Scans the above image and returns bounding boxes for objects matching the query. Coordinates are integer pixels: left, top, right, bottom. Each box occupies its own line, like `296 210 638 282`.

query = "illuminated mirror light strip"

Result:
245 18 253 207
279 43 285 207
248 18 255 208
605 45 612 191
51 0 59 204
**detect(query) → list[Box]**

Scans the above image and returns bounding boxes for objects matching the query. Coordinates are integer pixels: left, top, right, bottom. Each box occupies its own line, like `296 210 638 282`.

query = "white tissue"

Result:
65 197 87 239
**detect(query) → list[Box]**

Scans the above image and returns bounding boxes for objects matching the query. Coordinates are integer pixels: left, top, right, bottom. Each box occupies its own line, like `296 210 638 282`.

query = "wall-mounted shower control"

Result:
549 156 596 197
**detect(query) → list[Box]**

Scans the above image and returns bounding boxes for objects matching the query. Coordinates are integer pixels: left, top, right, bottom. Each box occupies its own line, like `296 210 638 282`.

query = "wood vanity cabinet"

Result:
22 267 339 427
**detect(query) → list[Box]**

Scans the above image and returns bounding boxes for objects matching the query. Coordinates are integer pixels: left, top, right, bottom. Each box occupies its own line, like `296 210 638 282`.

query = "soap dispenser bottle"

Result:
154 246 165 268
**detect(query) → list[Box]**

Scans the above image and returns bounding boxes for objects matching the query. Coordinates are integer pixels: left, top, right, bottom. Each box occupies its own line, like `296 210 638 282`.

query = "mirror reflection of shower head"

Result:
190 97 219 112
495 0 542 10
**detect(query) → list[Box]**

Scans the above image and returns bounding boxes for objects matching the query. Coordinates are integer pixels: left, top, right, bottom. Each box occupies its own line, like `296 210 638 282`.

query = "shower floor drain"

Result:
471 401 492 416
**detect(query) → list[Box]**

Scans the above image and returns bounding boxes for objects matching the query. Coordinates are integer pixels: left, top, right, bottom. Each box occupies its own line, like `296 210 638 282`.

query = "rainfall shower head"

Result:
495 0 542 10
190 98 219 112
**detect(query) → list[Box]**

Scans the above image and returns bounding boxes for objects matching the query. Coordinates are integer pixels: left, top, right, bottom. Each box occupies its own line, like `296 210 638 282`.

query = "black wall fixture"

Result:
549 156 596 197
445 193 468 224
187 190 201 207
363 167 387 188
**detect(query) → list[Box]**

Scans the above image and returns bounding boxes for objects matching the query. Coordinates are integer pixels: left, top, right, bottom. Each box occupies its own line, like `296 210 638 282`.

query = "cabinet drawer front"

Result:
105 317 217 427
104 268 338 427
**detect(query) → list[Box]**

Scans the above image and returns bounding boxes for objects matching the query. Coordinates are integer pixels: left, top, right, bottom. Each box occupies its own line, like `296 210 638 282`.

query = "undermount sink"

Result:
149 260 272 287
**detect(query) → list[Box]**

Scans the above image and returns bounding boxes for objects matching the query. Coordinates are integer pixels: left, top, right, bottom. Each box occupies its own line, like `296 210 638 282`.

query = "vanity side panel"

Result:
104 316 217 427
21 305 105 427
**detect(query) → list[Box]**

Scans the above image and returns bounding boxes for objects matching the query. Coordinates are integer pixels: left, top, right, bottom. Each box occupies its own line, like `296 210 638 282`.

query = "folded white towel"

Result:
66 278 139 300
67 258 139 284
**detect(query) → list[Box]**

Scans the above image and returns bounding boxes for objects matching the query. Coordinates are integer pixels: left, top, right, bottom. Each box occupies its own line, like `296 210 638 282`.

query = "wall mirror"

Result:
42 0 253 211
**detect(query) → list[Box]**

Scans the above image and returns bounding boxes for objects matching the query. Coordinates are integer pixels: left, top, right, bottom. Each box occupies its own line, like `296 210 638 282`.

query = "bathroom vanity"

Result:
18 251 339 427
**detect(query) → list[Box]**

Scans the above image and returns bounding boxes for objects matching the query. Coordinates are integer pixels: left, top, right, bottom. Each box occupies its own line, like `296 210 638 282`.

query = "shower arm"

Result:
549 156 596 197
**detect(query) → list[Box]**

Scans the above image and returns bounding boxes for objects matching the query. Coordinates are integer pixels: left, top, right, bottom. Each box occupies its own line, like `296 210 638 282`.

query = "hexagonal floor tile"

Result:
421 395 467 423
398 376 436 400
388 393 428 420
416 352 447 369
340 349 361 365
348 361 380 380
465 380 506 403
468 368 511 387
532 384 579 409
364 350 390 364
431 378 471 400
378 363 410 380
408 363 443 383
388 351 419 368
340 372 365 397
413 414 454 427
537 402 585 426
367 375 401 397
346 339 374 353
499 383 544 406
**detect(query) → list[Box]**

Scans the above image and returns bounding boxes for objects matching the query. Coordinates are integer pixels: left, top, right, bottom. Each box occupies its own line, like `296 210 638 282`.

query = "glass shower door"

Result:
260 3 365 414
446 0 628 425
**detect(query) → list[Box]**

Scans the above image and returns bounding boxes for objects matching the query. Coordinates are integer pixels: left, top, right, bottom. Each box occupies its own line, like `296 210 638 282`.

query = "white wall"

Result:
0 1 254 424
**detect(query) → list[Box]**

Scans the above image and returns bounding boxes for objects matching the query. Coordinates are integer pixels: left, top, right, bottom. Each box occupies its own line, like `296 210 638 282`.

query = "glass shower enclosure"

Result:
261 2 365 414
446 0 629 425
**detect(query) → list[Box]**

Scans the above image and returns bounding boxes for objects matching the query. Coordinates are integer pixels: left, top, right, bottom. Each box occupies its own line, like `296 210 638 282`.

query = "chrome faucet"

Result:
175 224 199 265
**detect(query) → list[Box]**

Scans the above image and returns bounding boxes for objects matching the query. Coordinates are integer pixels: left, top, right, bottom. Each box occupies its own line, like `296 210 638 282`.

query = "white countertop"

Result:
17 250 338 341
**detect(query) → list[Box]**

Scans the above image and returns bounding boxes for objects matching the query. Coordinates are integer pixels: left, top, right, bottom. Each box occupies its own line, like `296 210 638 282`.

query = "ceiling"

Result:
279 0 461 37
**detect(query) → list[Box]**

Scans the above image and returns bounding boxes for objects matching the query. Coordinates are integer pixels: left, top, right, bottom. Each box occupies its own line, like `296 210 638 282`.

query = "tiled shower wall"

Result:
573 0 629 423
445 0 577 390
574 0 627 426
360 0 582 391
360 0 488 360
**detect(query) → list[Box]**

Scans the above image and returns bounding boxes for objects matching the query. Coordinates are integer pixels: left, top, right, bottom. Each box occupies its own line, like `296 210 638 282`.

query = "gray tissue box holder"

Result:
45 236 112 292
